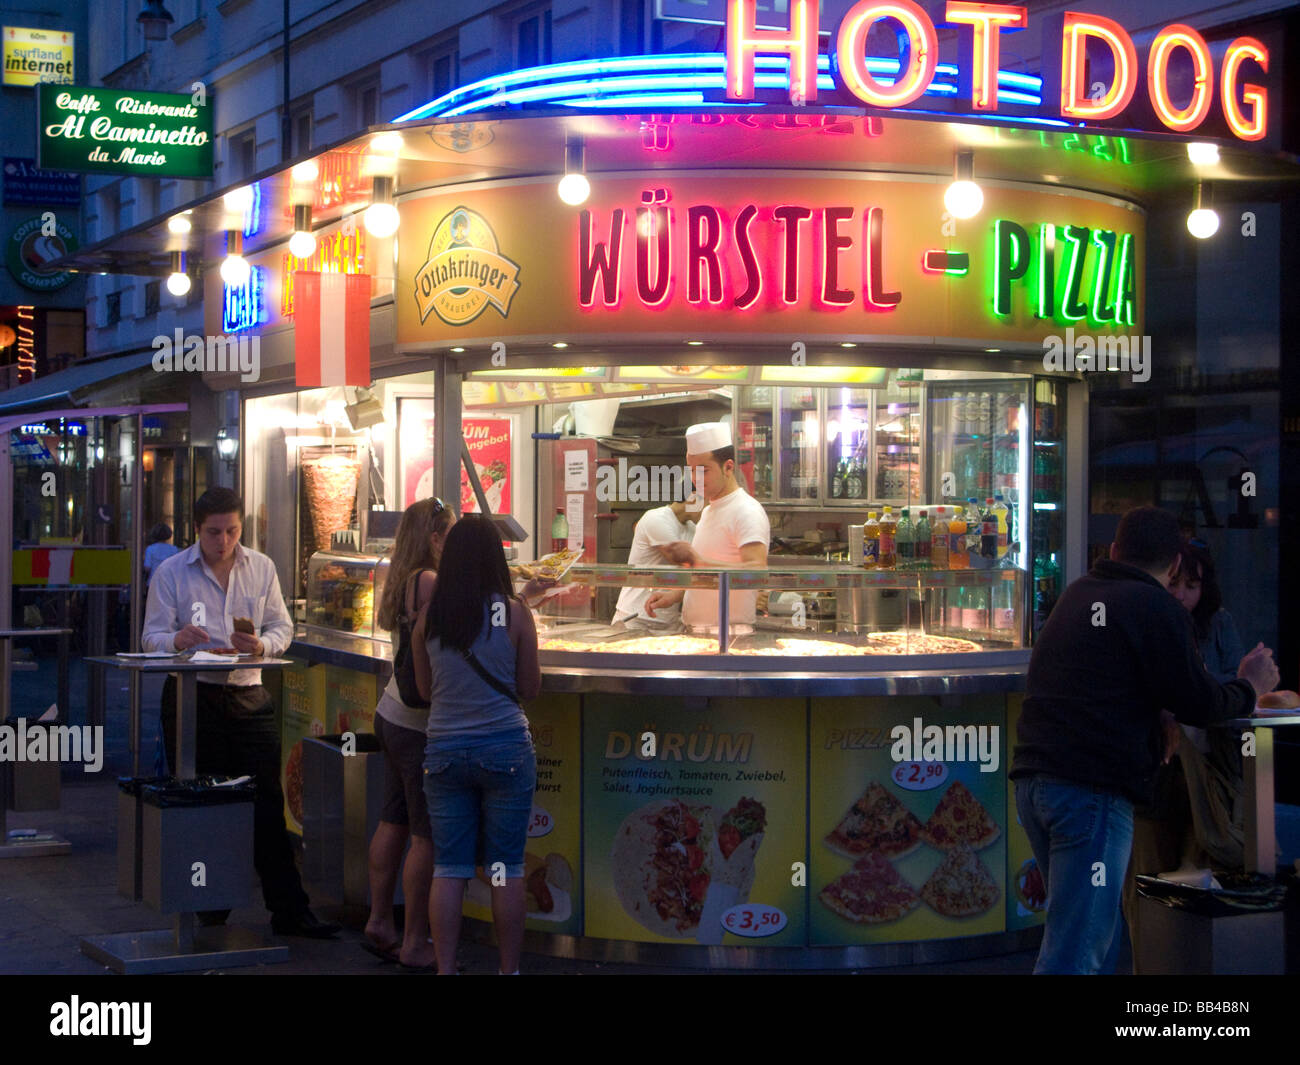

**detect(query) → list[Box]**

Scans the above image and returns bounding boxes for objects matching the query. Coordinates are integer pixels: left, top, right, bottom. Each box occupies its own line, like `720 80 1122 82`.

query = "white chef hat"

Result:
685 421 732 453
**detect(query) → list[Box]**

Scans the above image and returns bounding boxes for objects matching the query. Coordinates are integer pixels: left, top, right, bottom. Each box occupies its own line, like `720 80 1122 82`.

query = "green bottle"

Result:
896 508 915 570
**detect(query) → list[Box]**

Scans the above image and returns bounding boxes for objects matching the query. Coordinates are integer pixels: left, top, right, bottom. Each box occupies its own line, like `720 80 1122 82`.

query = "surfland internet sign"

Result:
37 84 213 179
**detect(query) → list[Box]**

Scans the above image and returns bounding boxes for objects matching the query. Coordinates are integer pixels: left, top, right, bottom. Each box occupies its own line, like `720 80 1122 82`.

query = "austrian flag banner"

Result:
293 270 371 387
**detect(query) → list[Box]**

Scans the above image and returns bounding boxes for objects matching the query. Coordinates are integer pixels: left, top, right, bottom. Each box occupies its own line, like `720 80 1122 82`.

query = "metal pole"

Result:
130 414 145 774
281 0 291 162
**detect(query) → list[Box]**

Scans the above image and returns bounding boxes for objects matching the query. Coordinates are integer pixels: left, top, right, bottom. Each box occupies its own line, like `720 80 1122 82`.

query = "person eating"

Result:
646 421 769 635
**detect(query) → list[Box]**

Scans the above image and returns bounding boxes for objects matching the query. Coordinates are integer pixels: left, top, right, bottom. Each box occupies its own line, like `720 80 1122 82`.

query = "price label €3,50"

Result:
721 904 787 938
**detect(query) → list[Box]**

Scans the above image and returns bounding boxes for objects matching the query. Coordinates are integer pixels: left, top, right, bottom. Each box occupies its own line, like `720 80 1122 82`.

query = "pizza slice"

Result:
920 842 1000 918
824 781 923 859
818 852 921 924
918 779 1001 851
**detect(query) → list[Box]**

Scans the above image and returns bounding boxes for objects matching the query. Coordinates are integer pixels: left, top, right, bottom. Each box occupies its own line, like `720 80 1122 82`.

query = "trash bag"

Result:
117 775 171 798
1136 872 1287 919
138 776 257 808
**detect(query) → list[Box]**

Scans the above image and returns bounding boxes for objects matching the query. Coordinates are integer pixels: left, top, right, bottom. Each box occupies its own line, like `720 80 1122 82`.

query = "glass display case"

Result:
304 550 391 639
778 386 820 501
735 387 774 501
1030 379 1066 635
531 564 1027 663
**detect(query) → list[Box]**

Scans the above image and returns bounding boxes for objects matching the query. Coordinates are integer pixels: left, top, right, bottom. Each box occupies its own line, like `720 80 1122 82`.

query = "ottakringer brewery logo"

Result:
414 206 521 327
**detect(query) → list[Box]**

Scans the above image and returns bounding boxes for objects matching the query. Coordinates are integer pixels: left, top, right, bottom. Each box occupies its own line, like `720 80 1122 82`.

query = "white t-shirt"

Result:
613 505 695 624
682 486 770 630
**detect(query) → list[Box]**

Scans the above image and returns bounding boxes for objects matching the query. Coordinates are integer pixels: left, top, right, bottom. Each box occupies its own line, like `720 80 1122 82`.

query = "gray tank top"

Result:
425 595 527 743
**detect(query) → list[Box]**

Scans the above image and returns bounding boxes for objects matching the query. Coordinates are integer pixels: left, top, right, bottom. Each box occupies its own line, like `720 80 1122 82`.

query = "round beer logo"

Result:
414 206 521 327
6 214 77 292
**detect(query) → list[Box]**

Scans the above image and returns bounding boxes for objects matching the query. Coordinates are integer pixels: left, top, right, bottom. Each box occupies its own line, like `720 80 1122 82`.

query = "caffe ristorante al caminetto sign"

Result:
37 84 213 179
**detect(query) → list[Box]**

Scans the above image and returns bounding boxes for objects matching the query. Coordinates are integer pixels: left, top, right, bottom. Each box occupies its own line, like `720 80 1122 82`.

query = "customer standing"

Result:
1009 506 1276 974
364 498 454 968
142 487 338 937
412 515 540 975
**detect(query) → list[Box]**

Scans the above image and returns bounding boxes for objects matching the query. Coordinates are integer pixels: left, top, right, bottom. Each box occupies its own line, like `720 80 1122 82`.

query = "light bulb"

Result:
1186 207 1220 239
220 253 251 286
557 173 591 206
363 201 400 238
223 186 254 214
369 132 403 157
167 214 191 235
944 179 984 219
289 229 317 259
1186 142 1219 166
291 159 319 183
166 272 191 296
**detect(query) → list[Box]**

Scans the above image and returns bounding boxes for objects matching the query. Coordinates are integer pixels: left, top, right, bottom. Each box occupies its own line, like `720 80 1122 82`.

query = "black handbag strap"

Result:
461 646 521 707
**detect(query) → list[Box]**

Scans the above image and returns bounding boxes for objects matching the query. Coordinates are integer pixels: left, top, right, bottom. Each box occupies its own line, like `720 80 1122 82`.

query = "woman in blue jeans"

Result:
412 514 541 975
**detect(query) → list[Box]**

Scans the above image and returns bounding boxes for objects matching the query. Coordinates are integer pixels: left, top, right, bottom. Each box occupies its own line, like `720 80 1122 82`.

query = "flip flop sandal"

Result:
361 940 400 963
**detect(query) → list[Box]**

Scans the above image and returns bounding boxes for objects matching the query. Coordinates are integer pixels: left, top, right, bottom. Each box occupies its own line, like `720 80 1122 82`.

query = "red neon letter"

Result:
1147 24 1212 132
1221 37 1268 142
822 207 855 306
864 207 901 311
943 2 1027 111
1057 12 1137 121
835 0 939 108
733 205 762 310
687 206 724 305
635 201 671 306
579 209 624 307
725 0 819 105
773 205 812 305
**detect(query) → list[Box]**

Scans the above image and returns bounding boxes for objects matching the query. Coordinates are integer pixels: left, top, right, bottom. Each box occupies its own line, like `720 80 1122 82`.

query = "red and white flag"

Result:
294 271 371 387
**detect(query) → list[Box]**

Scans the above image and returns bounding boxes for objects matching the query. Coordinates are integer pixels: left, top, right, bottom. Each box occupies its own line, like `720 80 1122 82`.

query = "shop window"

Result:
293 109 313 156
353 79 380 129
144 281 160 317
516 6 552 68
426 50 456 102
105 291 122 326
229 128 257 181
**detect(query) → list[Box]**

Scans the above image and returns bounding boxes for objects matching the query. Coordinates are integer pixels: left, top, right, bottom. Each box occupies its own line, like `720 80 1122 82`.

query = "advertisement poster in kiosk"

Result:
461 694 582 935
810 696 1007 945
323 665 377 735
583 695 806 946
275 657 326 835
1004 693 1047 929
398 398 511 514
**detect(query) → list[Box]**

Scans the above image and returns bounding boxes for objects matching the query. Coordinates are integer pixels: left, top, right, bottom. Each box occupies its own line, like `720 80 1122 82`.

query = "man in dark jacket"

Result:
1010 506 1278 974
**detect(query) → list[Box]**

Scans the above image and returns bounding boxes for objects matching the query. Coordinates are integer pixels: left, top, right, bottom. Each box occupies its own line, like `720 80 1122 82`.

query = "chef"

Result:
611 494 699 629
647 421 770 632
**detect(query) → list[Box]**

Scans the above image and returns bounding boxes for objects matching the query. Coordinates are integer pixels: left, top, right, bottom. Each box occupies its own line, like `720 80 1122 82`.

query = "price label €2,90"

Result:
892 761 949 792
722 904 787 938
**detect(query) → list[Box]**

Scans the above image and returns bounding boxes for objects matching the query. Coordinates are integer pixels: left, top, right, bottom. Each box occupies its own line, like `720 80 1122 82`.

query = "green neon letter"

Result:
1060 225 1091 322
1090 229 1117 324
994 219 1031 317
1036 224 1055 320
1115 232 1137 327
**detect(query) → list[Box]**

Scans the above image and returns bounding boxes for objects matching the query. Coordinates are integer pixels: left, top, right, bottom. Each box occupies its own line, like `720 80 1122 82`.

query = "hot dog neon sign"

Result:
724 0 1269 141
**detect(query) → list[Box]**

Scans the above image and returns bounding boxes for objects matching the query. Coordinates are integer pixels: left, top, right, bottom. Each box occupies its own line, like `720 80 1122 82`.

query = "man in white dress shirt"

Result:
611 497 698 628
647 421 770 632
142 486 338 938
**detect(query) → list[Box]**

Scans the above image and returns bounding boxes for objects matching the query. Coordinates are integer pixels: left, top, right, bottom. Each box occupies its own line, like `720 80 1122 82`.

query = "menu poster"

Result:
398 398 511 515
1004 693 1047 930
810 696 1007 946
273 657 327 835
583 694 807 946
323 665 377 735
461 693 582 935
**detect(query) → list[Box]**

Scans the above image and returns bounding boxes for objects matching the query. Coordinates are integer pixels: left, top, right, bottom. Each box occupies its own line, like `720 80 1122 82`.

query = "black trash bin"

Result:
1135 873 1287 974
139 777 257 914
116 775 171 900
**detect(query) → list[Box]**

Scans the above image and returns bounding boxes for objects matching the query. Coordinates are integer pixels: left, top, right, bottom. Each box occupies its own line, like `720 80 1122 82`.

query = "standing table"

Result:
79 654 294 973
1223 713 1300 875
0 627 74 857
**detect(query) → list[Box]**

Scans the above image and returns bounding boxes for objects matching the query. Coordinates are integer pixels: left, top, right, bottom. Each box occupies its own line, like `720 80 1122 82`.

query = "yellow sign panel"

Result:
3 26 74 87
413 206 521 327
11 547 129 586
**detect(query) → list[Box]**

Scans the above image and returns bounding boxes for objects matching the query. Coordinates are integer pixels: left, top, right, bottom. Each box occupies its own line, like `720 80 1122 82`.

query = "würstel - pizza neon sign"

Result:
725 0 1270 141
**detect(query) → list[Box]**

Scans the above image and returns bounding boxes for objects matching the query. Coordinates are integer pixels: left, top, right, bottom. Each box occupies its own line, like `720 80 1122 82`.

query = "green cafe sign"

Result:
37 84 212 178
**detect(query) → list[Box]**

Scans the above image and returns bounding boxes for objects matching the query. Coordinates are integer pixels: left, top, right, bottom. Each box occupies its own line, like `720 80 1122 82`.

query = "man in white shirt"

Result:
611 498 698 628
142 486 337 938
647 422 770 631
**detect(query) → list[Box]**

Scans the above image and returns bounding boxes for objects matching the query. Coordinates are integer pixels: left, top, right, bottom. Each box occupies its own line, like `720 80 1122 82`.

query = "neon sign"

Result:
222 266 265 333
723 0 1270 141
281 226 366 317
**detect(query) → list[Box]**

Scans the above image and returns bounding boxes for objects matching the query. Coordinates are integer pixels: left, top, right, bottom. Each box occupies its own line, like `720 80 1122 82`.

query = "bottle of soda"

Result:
864 511 880 569
992 571 1016 634
931 506 949 570
878 506 896 569
896 508 915 571
981 509 998 563
947 505 967 569
551 508 569 553
993 494 1010 560
965 498 982 560
915 510 931 571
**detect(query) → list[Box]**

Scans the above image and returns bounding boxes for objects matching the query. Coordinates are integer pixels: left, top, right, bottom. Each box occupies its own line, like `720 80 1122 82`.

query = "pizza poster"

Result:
323 665 377 735
582 694 807 947
1004 693 1047 930
461 693 582 936
809 696 1008 946
273 657 327 836
398 398 511 514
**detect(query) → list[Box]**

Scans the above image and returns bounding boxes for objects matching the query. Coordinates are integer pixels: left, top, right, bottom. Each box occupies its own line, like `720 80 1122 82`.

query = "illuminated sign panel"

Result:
3 26 73 87
721 0 1270 141
394 175 1143 349
223 267 266 333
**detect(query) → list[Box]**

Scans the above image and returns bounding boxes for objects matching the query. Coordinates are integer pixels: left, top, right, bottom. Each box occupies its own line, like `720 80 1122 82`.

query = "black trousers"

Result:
161 676 309 918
